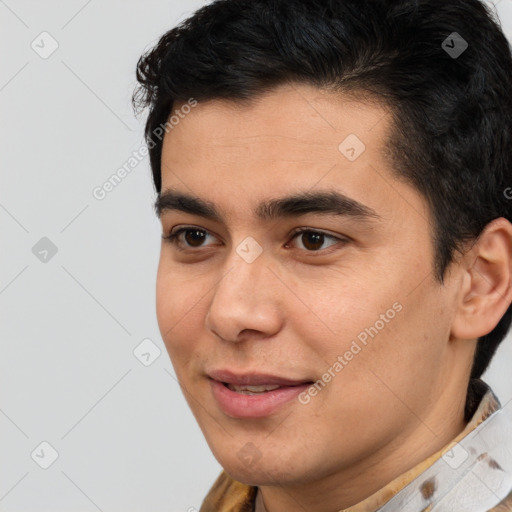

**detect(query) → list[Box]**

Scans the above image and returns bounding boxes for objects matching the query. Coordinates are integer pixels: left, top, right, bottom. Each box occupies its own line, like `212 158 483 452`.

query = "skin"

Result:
155 83 512 512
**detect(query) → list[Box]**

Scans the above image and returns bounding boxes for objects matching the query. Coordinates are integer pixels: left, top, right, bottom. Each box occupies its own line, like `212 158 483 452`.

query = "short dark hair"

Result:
133 0 512 418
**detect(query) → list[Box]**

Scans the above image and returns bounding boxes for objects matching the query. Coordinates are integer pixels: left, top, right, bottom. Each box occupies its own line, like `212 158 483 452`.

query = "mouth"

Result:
221 382 302 395
207 369 315 418
208 368 314 387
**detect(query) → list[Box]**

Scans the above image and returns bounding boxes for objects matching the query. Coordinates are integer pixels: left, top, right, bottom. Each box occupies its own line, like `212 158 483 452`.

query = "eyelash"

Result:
162 226 349 254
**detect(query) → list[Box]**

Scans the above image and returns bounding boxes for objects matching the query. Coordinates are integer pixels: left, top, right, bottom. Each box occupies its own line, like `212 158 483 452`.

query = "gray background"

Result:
1 1 511 511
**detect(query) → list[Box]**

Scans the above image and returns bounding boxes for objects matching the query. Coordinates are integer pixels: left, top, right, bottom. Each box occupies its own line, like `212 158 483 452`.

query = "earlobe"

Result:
451 217 512 340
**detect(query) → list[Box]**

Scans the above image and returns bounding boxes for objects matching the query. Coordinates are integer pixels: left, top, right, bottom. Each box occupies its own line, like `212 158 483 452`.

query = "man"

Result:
133 0 512 510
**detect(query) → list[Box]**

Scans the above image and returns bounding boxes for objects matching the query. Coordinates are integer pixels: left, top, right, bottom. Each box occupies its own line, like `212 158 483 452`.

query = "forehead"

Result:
166 84 391 161
160 84 430 232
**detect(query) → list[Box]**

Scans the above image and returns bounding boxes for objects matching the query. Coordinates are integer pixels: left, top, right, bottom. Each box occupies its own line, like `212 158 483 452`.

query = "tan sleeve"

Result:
200 470 257 512
489 490 512 511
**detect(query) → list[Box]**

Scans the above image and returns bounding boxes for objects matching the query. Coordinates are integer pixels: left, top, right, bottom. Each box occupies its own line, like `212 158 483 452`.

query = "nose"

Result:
204 248 283 343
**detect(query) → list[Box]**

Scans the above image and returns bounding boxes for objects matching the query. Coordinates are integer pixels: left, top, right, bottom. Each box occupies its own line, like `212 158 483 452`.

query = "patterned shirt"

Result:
199 381 512 511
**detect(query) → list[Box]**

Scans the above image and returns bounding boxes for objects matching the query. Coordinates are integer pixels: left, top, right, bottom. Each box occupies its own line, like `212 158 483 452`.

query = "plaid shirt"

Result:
200 381 512 511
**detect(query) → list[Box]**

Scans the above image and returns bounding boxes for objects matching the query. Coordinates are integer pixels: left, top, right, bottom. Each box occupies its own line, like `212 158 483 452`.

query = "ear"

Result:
451 217 512 340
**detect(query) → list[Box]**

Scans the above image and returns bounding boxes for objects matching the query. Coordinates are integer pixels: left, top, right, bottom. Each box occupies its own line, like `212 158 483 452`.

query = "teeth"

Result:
227 384 282 394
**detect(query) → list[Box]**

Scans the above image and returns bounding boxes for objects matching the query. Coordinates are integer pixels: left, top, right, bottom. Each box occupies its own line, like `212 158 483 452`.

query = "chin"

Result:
218 453 310 487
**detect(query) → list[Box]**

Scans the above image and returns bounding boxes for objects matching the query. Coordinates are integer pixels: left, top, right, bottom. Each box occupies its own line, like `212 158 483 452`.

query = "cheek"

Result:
294 271 399 355
335 290 449 412
155 266 177 334
300 266 436 389
155 264 204 355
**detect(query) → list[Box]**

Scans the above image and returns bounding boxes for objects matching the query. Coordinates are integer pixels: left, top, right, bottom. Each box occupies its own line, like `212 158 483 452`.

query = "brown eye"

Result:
301 231 325 251
183 229 207 247
163 227 217 250
290 229 343 252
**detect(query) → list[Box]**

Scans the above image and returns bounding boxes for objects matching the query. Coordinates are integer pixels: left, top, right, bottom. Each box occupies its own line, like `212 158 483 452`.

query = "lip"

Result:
207 369 314 419
208 369 312 387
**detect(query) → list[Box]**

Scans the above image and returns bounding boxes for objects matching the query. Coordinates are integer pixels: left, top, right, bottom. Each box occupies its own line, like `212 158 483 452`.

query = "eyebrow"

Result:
155 189 382 224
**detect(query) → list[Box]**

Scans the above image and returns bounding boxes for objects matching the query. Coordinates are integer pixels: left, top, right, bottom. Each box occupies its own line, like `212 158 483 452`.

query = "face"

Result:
156 84 468 488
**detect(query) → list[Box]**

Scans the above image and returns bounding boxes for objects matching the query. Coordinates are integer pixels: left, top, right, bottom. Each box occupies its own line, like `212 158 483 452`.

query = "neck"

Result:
258 386 469 512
